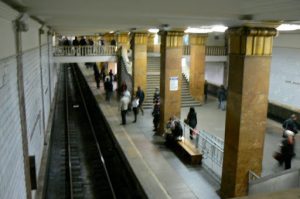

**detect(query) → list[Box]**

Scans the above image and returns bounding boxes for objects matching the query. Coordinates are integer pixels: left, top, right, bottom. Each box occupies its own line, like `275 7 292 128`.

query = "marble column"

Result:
159 31 184 134
132 33 148 94
220 27 277 198
189 34 208 103
117 33 130 49
147 33 155 52
103 33 115 45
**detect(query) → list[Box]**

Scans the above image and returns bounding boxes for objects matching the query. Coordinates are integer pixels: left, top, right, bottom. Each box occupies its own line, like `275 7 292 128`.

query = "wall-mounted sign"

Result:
170 76 178 91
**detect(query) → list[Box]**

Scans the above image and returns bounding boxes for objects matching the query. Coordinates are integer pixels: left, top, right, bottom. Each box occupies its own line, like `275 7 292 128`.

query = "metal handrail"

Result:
182 45 227 56
169 116 224 183
53 45 117 56
249 170 260 182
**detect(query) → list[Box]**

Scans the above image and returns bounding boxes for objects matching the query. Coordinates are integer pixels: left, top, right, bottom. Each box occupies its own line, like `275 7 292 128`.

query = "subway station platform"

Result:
78 64 300 199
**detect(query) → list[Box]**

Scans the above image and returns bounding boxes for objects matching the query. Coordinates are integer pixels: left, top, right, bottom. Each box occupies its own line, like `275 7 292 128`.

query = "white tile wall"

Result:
41 44 50 125
0 56 27 199
270 47 300 109
22 48 44 174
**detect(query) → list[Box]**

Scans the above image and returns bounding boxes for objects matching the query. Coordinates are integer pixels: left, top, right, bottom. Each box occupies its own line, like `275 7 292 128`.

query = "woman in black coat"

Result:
186 107 197 139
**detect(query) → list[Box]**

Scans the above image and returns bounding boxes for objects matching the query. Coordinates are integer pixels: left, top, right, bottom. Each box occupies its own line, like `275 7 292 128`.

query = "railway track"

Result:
62 63 146 198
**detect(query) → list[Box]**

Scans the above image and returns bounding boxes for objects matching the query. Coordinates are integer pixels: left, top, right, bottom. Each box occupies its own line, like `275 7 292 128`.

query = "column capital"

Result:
160 31 184 47
227 26 277 37
189 33 208 45
227 26 277 56
117 32 130 43
133 32 148 45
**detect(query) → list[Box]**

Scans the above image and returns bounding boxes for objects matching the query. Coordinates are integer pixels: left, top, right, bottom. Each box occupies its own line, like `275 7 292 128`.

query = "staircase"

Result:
144 57 160 109
181 75 202 107
143 56 202 109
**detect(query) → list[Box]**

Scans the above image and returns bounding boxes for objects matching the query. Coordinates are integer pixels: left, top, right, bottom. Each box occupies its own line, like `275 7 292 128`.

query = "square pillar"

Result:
147 33 155 52
132 33 148 94
220 27 277 198
117 32 130 49
159 31 184 134
189 34 208 103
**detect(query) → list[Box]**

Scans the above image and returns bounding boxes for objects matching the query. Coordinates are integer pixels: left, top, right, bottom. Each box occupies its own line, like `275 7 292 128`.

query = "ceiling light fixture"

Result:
277 24 300 31
185 25 228 33
109 31 114 33
211 25 228 32
148 28 159 33
185 27 212 33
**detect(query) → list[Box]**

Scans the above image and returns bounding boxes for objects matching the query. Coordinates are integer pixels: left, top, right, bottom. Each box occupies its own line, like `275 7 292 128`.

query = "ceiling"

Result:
3 0 300 35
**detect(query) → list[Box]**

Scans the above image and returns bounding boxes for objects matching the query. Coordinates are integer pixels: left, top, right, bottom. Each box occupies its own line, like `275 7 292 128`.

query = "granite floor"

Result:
79 63 300 198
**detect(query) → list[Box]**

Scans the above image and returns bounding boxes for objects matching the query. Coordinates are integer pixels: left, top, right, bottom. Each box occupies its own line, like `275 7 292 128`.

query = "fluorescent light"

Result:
277 24 300 31
212 25 228 32
185 25 228 33
148 28 159 33
185 27 212 33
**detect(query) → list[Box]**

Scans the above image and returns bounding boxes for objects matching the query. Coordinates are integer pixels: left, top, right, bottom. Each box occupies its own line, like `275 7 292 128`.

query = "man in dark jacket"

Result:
281 130 295 170
283 114 298 135
217 85 227 110
136 86 145 115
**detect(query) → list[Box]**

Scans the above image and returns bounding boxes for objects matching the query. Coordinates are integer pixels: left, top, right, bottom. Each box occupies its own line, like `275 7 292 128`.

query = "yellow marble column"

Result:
103 33 115 45
147 33 155 52
159 31 184 134
220 27 277 198
117 33 130 49
132 33 148 94
189 34 208 103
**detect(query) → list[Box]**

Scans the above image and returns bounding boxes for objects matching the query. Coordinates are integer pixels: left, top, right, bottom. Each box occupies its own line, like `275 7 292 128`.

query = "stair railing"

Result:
117 48 133 94
167 117 224 183
248 168 300 195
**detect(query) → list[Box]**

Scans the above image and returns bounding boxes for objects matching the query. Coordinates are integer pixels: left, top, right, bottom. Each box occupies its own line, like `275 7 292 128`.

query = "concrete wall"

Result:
0 2 58 198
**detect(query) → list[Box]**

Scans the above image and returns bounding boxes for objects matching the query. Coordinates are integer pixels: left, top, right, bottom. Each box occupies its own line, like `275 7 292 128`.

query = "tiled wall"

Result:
0 2 58 197
0 56 27 199
23 47 44 174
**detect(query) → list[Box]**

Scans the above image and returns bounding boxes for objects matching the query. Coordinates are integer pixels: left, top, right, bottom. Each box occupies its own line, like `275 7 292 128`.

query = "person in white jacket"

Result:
132 96 139 123
120 93 130 125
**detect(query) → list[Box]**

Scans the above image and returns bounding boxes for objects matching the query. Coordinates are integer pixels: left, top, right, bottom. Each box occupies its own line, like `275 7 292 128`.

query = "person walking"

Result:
281 130 295 170
282 114 298 136
152 100 160 132
185 107 197 140
132 95 139 123
120 93 130 125
153 87 160 103
217 85 227 110
93 63 100 88
104 76 113 101
136 86 145 115
204 80 208 103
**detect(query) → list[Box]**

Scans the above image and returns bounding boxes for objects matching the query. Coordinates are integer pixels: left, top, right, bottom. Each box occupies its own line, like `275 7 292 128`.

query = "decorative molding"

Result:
227 27 277 56
134 33 148 45
189 34 208 45
117 33 130 43
161 31 184 48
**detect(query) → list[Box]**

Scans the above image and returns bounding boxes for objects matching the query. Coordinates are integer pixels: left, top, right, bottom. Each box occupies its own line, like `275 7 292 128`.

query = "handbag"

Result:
273 151 283 162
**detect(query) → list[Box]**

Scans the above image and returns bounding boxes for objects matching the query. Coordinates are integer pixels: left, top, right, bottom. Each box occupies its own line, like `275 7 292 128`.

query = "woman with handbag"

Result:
185 107 197 140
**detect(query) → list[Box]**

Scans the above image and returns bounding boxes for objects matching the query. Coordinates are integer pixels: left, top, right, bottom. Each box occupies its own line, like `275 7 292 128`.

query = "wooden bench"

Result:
176 139 202 164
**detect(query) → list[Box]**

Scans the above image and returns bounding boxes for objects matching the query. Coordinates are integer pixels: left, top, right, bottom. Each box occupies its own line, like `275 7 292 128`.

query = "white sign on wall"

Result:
170 76 178 91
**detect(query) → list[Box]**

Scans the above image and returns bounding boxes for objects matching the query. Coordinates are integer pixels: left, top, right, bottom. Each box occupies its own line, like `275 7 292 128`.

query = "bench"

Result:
176 139 202 164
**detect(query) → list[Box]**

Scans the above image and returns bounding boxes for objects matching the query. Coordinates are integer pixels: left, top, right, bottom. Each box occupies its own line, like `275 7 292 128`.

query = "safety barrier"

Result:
53 45 117 56
183 45 227 56
179 120 224 183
